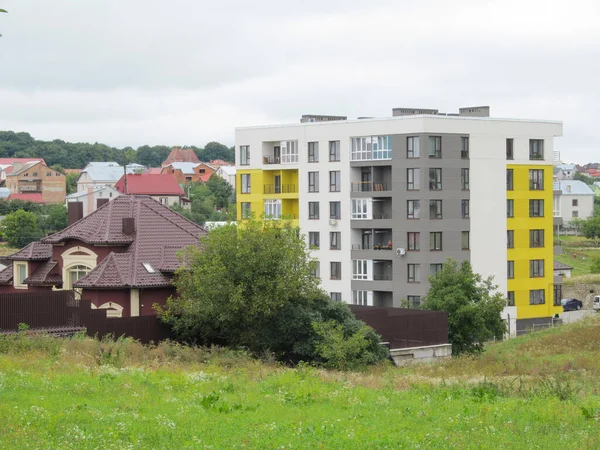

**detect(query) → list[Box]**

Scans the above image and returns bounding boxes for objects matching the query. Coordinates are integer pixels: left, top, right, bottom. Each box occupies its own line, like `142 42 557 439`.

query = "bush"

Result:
590 256 600 274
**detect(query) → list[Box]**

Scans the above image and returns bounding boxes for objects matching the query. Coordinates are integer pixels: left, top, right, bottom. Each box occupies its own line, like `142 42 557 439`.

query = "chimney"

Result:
122 217 135 236
97 198 109 209
567 184 572 193
67 201 84 226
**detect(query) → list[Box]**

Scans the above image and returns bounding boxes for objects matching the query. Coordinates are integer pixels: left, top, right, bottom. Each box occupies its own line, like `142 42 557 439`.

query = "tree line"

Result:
0 131 234 169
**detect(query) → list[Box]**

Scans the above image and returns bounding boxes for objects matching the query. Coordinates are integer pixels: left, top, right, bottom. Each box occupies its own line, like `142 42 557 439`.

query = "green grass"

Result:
555 247 600 276
2 322 600 449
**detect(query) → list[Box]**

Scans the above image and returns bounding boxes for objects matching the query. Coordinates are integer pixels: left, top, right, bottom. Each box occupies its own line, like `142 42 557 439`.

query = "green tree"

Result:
205 173 234 209
38 204 68 236
590 256 600 274
2 210 40 248
574 172 593 186
157 219 387 368
197 142 234 162
65 172 78 195
423 259 506 355
582 216 600 241
570 217 584 236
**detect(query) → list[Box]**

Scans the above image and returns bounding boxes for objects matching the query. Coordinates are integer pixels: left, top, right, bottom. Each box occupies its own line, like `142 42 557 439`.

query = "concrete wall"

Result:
390 343 452 365
562 283 600 309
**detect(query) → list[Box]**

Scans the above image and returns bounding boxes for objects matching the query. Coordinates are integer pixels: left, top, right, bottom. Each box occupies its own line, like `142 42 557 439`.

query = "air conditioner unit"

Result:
396 248 406 257
329 219 338 226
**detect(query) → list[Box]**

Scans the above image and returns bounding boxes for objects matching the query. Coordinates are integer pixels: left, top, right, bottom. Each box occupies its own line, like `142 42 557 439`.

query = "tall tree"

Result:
205 173 234 208
2 210 40 248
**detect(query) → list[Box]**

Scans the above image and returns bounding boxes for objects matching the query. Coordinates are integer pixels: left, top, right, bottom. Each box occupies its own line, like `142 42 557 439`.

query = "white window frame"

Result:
280 140 298 164
14 262 28 289
352 198 372 220
352 290 373 306
264 199 281 219
352 259 372 280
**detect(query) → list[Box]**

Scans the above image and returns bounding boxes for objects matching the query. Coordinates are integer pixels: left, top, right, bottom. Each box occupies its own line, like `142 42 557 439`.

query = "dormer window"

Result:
143 263 156 273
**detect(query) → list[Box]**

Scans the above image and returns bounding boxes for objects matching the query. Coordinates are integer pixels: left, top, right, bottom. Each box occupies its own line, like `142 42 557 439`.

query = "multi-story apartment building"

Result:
235 106 563 330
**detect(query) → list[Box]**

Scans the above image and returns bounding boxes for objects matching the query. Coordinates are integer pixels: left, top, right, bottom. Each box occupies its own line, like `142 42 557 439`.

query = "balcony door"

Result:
273 146 281 163
274 175 281 194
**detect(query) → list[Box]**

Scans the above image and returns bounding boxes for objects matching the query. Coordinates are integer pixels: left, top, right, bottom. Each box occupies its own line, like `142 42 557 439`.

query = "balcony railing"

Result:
351 243 393 250
351 181 390 192
373 274 393 281
263 155 299 164
373 213 390 220
263 184 298 194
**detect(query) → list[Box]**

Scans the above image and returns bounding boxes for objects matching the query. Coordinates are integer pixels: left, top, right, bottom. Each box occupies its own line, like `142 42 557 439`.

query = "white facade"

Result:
553 180 594 223
215 165 236 188
65 185 121 217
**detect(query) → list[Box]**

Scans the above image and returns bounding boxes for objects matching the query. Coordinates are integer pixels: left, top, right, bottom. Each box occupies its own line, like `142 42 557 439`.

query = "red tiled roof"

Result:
8 242 53 261
0 263 13 285
8 193 45 203
162 148 200 166
24 260 62 286
114 174 185 196
0 158 46 165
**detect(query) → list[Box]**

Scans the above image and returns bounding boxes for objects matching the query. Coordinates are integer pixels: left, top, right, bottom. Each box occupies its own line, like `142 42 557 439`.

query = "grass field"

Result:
2 320 600 449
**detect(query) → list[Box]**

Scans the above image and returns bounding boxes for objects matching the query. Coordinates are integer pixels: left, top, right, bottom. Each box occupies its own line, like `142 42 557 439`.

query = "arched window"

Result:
66 265 91 290
98 302 123 318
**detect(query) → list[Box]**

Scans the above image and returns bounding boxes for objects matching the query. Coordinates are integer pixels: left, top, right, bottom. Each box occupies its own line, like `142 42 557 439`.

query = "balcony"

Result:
351 181 390 193
263 184 298 194
264 155 281 165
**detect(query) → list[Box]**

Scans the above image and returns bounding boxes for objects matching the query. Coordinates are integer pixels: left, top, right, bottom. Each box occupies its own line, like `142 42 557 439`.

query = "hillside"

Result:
1 319 600 448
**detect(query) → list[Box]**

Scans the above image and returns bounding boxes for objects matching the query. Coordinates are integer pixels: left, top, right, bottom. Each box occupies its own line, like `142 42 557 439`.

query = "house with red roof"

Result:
0 196 207 317
161 162 216 184
161 147 201 167
114 173 190 208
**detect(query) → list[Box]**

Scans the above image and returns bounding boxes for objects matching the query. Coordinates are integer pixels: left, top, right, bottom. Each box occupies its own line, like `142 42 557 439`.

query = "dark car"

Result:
563 298 583 312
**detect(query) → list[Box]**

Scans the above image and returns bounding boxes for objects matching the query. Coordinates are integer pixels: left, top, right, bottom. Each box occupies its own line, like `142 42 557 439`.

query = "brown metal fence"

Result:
350 306 448 349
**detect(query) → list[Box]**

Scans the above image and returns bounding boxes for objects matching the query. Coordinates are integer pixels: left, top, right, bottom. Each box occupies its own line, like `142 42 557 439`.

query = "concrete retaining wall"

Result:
389 343 452 366
562 283 600 309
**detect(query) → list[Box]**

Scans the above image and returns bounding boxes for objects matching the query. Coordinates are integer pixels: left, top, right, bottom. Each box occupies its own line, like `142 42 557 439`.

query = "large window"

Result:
429 168 442 190
240 145 250 165
429 136 441 158
530 229 544 248
407 136 420 158
330 201 341 219
461 231 470 250
352 199 369 219
507 291 515 306
530 200 544 217
308 232 320 249
241 174 251 194
429 264 443 278
407 232 420 251
530 259 544 278
241 202 251 219
407 200 420 219
330 292 342 301
530 289 545 305
461 168 469 190
281 140 298 163
330 232 341 250
508 261 514 279
407 168 420 190
14 262 27 288
461 199 470 219
330 262 341 280
329 141 340 162
407 295 421 308
308 142 319 163
407 264 420 283
329 171 341 192
507 169 514 190
461 137 469 159
507 230 514 248
353 290 370 306
429 200 442 219
67 265 91 290
264 199 282 219
529 139 544 160
529 169 544 190
430 232 442 251
353 260 369 280
351 136 392 161
308 172 319 192
507 200 514 218
506 139 514 160
308 202 319 219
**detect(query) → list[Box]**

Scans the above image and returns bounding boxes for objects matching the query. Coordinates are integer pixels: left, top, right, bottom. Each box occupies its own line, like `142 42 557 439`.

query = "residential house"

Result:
553 166 564 181
215 165 236 189
5 161 66 203
555 163 577 179
162 147 200 167
76 162 124 194
114 173 189 208
65 185 122 218
553 180 594 224
126 163 147 174
554 260 573 278
0 195 207 317
0 158 46 185
161 162 216 184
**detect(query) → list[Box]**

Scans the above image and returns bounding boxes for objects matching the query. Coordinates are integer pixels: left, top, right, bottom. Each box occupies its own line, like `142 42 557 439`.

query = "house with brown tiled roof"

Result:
161 162 216 184
5 161 66 203
162 147 201 167
0 196 207 317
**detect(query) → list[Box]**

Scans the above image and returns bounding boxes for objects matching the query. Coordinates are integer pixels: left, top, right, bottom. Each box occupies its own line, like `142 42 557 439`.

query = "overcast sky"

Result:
0 0 598 162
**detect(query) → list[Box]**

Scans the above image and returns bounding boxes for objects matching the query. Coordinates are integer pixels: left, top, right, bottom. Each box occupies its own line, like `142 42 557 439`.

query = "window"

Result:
46 172 52 176
199 169 206 174
330 292 342 302
329 141 340 162
461 168 469 190
429 200 442 219
67 265 91 290
185 176 192 182
264 199 282 219
573 211 579 218
351 136 392 161
330 232 341 250
308 142 319 162
241 202 251 219
572 199 579 207
506 139 514 160
554 284 562 306
507 200 514 218
529 169 544 190
240 145 250 165
430 232 442 251
461 137 469 159
407 136 420 158
428 168 442 191
407 200 420 219
351 137 371 160
308 232 320 249
461 199 470 219
308 202 320 219
429 136 441 158
32 172 38 177
530 289 545 305
530 229 544 248
429 264 443 277
507 261 514 279
241 174 251 194
329 171 341 192
311 261 320 278
143 263 156 274
330 201 341 219
352 199 369 219
529 139 544 160
353 290 370 306
507 230 514 248
529 200 544 217
407 232 420 251
373 136 392 160
407 264 420 282
14 262 27 287
530 260 544 278
281 140 298 163
406 168 420 190
507 291 515 306
330 262 341 280
308 172 319 192
507 169 514 190
461 231 470 250
407 295 421 308
159 197 169 205
353 260 369 280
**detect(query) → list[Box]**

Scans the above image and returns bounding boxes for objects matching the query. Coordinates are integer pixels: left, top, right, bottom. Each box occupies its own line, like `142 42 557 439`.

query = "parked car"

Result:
593 296 600 311
563 298 583 312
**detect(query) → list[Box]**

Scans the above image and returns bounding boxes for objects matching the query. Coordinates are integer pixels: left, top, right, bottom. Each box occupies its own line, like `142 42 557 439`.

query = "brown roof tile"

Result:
162 148 200 166
24 260 62 286
8 242 53 261
0 263 13 285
